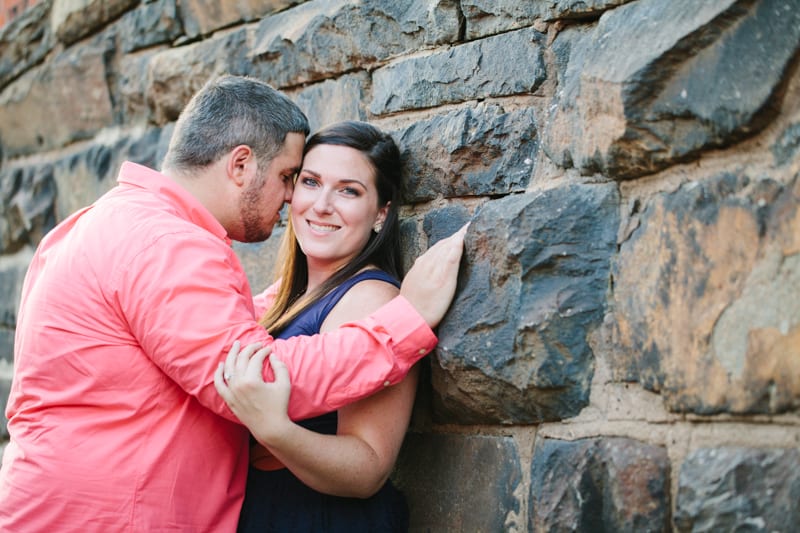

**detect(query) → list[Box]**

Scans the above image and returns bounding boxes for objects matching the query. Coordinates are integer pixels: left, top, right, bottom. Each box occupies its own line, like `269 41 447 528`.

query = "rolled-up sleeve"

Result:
267 295 437 420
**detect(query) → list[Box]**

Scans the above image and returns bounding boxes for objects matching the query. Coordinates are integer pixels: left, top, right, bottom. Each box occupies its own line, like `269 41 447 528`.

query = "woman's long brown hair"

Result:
259 121 404 335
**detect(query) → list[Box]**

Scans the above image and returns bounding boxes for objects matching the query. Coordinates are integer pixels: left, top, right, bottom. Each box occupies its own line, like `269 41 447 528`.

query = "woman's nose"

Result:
312 191 333 214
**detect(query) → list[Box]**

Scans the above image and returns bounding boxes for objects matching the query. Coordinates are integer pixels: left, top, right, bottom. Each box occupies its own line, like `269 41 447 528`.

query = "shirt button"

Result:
418 348 426 355
383 381 391 387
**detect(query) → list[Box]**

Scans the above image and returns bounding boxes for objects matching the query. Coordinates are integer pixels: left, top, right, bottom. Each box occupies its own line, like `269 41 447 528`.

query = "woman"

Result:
216 121 417 532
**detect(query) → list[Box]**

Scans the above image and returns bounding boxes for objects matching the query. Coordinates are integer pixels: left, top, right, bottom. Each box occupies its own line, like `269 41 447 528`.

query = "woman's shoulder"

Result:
320 269 400 331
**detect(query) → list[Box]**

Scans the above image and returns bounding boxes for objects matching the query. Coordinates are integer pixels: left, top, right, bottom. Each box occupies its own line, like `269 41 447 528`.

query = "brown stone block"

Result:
0 46 114 157
613 172 800 414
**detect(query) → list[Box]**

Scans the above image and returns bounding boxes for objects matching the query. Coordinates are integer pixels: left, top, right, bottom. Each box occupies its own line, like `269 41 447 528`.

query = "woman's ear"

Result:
375 202 390 226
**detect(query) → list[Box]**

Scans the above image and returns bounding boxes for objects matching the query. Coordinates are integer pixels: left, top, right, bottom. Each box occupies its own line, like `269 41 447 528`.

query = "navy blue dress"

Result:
238 270 409 533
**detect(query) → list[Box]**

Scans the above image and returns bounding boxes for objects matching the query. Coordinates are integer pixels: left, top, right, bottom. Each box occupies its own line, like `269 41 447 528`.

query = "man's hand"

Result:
400 222 469 328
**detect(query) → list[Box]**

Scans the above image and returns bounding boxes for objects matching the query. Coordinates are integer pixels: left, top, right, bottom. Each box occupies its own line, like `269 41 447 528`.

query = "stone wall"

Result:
1 0 799 531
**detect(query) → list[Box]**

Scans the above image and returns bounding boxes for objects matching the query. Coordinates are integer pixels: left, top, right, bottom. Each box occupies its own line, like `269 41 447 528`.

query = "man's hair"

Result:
162 75 310 173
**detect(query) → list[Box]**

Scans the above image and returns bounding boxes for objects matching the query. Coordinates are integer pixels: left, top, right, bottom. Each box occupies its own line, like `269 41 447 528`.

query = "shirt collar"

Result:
117 161 231 245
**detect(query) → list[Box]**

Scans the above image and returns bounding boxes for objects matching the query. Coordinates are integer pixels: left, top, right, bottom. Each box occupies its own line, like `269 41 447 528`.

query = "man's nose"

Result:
284 180 294 203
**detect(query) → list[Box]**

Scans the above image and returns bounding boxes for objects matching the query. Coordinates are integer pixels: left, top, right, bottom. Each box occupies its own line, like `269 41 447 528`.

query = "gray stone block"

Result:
0 165 57 253
394 432 521 532
51 0 139 45
371 27 546 115
249 0 460 88
395 103 537 202
675 447 800 532
180 0 301 40
117 0 183 54
295 73 370 134
543 0 800 179
146 28 252 124
0 1 53 90
530 437 670 532
432 182 618 424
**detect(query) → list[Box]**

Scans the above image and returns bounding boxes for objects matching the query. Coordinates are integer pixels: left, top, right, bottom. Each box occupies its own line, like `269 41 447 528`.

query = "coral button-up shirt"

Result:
0 162 436 532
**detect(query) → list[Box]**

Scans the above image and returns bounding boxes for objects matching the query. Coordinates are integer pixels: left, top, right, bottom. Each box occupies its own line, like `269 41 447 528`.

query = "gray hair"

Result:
162 75 310 173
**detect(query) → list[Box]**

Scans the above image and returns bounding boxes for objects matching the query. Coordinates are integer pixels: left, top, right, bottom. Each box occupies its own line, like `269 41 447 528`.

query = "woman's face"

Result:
290 143 388 274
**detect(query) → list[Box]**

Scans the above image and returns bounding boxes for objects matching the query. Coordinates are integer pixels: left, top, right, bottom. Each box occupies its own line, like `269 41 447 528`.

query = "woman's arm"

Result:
216 279 420 498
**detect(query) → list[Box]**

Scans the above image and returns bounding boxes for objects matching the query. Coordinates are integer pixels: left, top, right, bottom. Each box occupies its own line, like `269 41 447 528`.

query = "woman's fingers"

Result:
225 341 264 382
270 354 289 386
213 362 231 400
223 340 240 382
245 346 272 380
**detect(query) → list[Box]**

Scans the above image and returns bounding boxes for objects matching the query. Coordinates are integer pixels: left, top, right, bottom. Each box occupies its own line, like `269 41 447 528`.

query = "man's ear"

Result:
227 145 255 187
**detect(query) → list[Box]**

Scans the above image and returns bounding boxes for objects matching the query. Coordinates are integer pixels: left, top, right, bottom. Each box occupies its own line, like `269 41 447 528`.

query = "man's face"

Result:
238 132 305 243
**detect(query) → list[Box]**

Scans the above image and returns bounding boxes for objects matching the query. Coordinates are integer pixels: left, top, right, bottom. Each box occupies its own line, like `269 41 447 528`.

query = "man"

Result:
0 75 466 531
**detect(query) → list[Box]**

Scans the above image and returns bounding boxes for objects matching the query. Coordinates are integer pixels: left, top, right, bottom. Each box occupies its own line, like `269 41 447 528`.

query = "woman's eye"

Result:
341 187 359 196
301 177 319 187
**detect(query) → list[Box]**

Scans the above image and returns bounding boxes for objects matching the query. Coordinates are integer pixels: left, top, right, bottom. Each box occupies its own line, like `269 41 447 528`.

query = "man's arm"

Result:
123 224 467 423
260 222 470 419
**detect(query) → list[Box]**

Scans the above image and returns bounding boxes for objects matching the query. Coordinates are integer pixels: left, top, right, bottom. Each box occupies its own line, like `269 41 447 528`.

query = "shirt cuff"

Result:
368 295 438 364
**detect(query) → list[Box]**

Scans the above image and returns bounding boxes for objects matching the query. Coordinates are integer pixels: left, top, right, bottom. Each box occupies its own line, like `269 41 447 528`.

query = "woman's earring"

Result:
373 222 383 233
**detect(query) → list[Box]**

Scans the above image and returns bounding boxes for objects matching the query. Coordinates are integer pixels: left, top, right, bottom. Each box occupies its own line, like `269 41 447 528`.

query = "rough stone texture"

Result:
0 369 10 438
772 121 800 167
540 0 636 21
0 45 114 157
180 0 302 40
461 0 633 39
460 0 540 39
0 0 53 90
294 72 370 133
395 103 538 202
116 0 183 54
0 164 57 254
53 128 165 221
394 433 522 532
371 26 546 115
530 437 669 532
432 182 619 424
113 48 160 125
0 249 32 361
674 447 800 532
233 227 286 295
0 0 798 528
543 0 800 180
146 27 252 124
51 0 139 45
249 0 460 88
614 172 800 414
0 249 34 439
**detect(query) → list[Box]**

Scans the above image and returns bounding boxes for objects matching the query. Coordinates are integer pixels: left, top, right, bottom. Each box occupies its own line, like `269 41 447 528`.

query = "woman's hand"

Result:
214 341 293 446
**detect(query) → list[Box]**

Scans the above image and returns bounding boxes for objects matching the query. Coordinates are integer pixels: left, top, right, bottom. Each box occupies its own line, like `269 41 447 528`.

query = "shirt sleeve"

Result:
119 231 437 423
252 280 280 318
